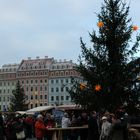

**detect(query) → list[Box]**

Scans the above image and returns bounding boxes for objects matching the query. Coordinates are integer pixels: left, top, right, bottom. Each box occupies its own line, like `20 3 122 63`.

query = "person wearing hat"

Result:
35 114 47 140
61 112 71 140
99 116 111 140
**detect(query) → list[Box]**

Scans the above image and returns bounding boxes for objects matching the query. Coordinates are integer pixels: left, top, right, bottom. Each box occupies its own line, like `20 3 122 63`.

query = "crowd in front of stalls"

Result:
0 106 138 140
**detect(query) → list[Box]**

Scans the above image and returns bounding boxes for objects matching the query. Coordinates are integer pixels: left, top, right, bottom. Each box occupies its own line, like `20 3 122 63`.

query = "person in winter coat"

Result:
77 111 89 140
87 111 99 140
44 114 55 140
61 112 71 140
99 116 111 140
35 114 47 140
0 113 5 140
109 115 128 140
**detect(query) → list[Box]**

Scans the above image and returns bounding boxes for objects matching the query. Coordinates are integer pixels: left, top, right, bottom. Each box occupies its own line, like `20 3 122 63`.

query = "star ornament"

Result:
95 84 101 91
132 25 138 31
80 83 86 90
97 21 104 28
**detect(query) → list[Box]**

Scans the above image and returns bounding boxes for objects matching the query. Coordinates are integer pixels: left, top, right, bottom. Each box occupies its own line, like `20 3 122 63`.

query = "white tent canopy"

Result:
26 106 55 114
56 104 81 110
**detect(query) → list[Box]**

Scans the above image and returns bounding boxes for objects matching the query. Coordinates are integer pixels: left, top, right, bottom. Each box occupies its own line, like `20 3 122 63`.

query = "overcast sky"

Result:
0 0 139 66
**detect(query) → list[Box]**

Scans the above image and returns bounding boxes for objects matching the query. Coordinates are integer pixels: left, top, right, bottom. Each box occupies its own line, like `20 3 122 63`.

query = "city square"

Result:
0 0 140 140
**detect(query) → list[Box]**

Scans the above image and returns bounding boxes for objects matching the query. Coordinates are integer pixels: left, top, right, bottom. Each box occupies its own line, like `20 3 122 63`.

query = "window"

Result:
61 79 63 83
51 96 54 101
56 87 59 92
51 88 54 92
51 80 54 84
26 87 28 92
56 96 59 101
31 87 33 91
66 87 69 92
35 87 38 91
45 79 47 83
40 86 42 91
35 95 37 99
40 80 43 83
40 95 42 99
61 87 64 92
56 79 59 83
61 72 64 76
31 80 33 84
31 104 33 109
31 95 33 99
45 86 47 91
66 79 69 83
61 96 64 100
45 95 47 99
35 80 38 83
66 96 69 100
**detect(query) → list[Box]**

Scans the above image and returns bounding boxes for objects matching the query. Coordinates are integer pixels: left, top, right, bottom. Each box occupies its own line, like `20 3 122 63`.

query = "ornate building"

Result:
0 56 82 110
0 64 19 111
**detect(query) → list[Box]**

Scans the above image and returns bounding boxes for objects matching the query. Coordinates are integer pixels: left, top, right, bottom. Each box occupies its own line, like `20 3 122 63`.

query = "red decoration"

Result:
95 84 101 91
132 25 138 31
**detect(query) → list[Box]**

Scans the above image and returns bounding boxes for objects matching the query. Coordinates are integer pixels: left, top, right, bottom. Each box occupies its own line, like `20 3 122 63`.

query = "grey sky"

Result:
0 0 139 66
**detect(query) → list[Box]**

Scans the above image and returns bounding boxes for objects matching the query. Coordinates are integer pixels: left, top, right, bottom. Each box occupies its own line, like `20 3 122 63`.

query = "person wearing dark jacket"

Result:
77 111 89 140
0 113 5 140
87 111 99 140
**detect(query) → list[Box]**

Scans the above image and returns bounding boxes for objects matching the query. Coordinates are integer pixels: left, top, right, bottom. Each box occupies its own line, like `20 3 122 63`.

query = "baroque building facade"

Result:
0 56 82 111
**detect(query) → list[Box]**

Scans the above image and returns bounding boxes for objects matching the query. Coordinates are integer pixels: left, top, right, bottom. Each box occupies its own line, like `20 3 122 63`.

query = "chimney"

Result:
45 56 48 59
28 57 31 60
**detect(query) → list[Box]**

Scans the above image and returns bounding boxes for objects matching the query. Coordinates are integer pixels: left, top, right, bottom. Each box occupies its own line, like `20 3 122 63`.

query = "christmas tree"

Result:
9 81 28 111
69 0 140 113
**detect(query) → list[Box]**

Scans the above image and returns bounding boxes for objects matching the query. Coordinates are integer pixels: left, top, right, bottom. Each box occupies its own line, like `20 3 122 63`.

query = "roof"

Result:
26 106 55 113
56 104 81 111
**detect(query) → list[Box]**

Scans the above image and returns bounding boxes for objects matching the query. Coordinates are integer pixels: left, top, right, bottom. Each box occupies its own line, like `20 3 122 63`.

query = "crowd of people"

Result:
0 106 132 140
